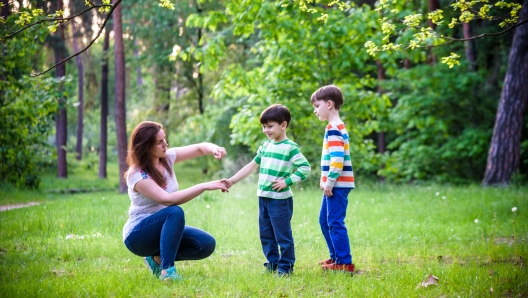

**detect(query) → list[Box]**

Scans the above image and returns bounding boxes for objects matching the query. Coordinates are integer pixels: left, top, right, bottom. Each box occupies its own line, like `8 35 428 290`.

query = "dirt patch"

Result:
0 202 41 212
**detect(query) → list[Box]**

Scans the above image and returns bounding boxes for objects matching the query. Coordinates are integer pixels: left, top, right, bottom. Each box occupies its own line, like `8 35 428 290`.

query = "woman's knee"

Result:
203 236 216 257
166 205 185 224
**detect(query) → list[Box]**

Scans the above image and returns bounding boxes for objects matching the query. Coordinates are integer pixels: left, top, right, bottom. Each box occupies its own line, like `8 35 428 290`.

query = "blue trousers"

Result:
319 188 352 265
259 197 294 273
124 205 216 269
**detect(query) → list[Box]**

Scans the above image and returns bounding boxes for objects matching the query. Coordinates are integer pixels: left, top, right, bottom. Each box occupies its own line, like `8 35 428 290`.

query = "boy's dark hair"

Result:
260 104 291 127
310 85 344 110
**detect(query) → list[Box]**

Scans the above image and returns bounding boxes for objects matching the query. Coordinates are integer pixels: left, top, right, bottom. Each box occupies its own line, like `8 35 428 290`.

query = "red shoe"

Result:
318 259 335 266
322 263 355 273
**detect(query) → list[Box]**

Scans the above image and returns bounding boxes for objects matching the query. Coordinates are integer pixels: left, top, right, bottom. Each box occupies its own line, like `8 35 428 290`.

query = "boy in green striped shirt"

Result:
223 104 311 275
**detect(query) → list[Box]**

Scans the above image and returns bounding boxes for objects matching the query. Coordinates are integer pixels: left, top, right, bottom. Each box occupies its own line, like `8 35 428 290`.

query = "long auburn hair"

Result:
124 121 172 187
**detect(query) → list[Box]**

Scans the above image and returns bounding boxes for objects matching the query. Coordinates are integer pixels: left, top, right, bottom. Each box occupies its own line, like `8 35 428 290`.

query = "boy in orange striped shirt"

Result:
310 85 355 274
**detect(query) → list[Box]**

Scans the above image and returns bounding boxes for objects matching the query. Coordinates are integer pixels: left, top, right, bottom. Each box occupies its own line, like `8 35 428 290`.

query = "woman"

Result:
122 121 228 281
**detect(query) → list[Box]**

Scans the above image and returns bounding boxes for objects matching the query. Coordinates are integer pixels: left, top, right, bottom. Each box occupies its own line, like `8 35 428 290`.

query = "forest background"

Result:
1 0 527 190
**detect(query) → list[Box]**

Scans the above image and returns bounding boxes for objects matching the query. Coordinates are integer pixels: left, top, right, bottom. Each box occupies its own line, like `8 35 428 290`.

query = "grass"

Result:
1 163 527 297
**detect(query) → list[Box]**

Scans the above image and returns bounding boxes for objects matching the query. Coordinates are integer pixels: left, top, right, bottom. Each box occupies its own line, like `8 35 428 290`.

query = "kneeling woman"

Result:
123 121 228 281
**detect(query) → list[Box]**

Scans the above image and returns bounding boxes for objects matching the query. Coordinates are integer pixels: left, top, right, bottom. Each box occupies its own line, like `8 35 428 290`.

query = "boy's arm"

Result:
224 160 258 188
285 151 311 186
271 151 310 191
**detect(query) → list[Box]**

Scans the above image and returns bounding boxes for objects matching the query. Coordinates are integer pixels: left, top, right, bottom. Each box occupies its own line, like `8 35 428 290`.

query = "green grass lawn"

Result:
1 165 527 297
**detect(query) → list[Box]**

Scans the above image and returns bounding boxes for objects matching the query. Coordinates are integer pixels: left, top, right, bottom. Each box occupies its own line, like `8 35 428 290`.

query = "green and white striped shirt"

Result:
254 138 311 199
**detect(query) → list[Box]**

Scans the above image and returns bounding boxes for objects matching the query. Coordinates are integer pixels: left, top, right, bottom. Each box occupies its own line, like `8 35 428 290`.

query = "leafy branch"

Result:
364 0 525 67
0 0 176 76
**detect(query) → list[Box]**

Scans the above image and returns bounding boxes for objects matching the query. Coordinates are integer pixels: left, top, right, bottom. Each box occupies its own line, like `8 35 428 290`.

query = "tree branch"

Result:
0 22 15 34
30 0 122 76
404 16 528 51
438 16 528 43
1 3 113 40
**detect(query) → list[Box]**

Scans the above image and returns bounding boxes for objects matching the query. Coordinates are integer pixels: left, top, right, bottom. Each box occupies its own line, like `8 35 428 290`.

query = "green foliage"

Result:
367 0 524 66
0 76 70 188
206 3 390 174
379 60 500 183
0 14 70 189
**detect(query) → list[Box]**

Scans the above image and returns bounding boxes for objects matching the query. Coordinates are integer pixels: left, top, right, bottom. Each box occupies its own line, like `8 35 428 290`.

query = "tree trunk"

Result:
53 0 68 178
134 39 143 86
72 22 84 161
113 0 128 193
99 26 110 179
463 22 477 71
482 0 528 186
1 0 9 19
426 0 440 65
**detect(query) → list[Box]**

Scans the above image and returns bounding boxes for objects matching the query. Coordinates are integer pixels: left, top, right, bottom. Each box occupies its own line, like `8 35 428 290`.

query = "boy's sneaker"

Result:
321 263 355 274
144 256 161 277
263 262 278 273
160 266 183 281
318 259 335 266
277 269 292 277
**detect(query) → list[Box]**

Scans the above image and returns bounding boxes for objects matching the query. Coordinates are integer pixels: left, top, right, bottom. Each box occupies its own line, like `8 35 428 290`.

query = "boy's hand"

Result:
220 178 232 192
271 179 287 191
323 185 333 197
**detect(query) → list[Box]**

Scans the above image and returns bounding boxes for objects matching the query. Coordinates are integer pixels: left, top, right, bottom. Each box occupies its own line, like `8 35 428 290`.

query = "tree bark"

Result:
99 26 110 179
482 0 528 186
72 22 84 161
52 0 68 179
1 0 9 19
113 0 128 193
463 22 477 71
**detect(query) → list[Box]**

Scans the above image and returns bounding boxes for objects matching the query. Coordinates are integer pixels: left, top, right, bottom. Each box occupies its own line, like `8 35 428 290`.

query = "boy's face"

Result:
312 100 330 121
261 121 287 142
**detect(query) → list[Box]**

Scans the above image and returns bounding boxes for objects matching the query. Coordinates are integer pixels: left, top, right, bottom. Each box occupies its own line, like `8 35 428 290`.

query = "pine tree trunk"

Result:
463 22 477 71
54 0 67 178
113 0 128 193
1 0 9 19
482 1 528 186
99 26 110 179
72 22 84 161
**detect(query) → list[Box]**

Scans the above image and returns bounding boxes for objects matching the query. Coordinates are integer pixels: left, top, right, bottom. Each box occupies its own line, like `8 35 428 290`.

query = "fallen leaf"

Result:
417 274 439 288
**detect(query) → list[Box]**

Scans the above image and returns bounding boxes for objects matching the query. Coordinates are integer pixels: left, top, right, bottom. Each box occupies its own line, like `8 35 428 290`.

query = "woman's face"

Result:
150 129 168 159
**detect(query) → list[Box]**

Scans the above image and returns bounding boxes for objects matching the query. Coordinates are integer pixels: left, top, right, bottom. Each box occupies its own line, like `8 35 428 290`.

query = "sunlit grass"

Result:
1 168 527 297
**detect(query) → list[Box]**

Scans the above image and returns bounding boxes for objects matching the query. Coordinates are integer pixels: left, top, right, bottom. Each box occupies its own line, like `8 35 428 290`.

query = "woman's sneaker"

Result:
160 266 183 281
144 256 161 277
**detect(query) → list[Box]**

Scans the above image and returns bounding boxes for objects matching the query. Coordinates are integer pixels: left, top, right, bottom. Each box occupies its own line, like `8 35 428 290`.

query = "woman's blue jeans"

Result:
319 188 352 265
124 205 216 269
259 197 294 273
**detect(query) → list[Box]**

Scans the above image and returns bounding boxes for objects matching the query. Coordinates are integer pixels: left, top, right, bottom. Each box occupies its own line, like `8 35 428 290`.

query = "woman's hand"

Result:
212 146 226 159
202 180 229 192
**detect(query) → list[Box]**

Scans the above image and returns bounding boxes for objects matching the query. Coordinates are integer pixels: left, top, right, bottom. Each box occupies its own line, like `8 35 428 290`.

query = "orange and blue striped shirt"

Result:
321 121 355 189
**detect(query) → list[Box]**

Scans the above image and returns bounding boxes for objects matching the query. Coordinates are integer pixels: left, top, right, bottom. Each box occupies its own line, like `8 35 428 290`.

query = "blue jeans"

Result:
319 188 352 265
259 197 294 273
124 206 216 269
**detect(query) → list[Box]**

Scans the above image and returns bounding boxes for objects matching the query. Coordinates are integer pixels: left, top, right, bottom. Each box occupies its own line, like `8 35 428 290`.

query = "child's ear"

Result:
281 121 288 129
327 100 334 109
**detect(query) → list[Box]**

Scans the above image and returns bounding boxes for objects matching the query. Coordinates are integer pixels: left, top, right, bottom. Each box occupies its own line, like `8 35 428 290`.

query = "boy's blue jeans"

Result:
259 197 294 273
319 188 352 265
124 205 216 270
